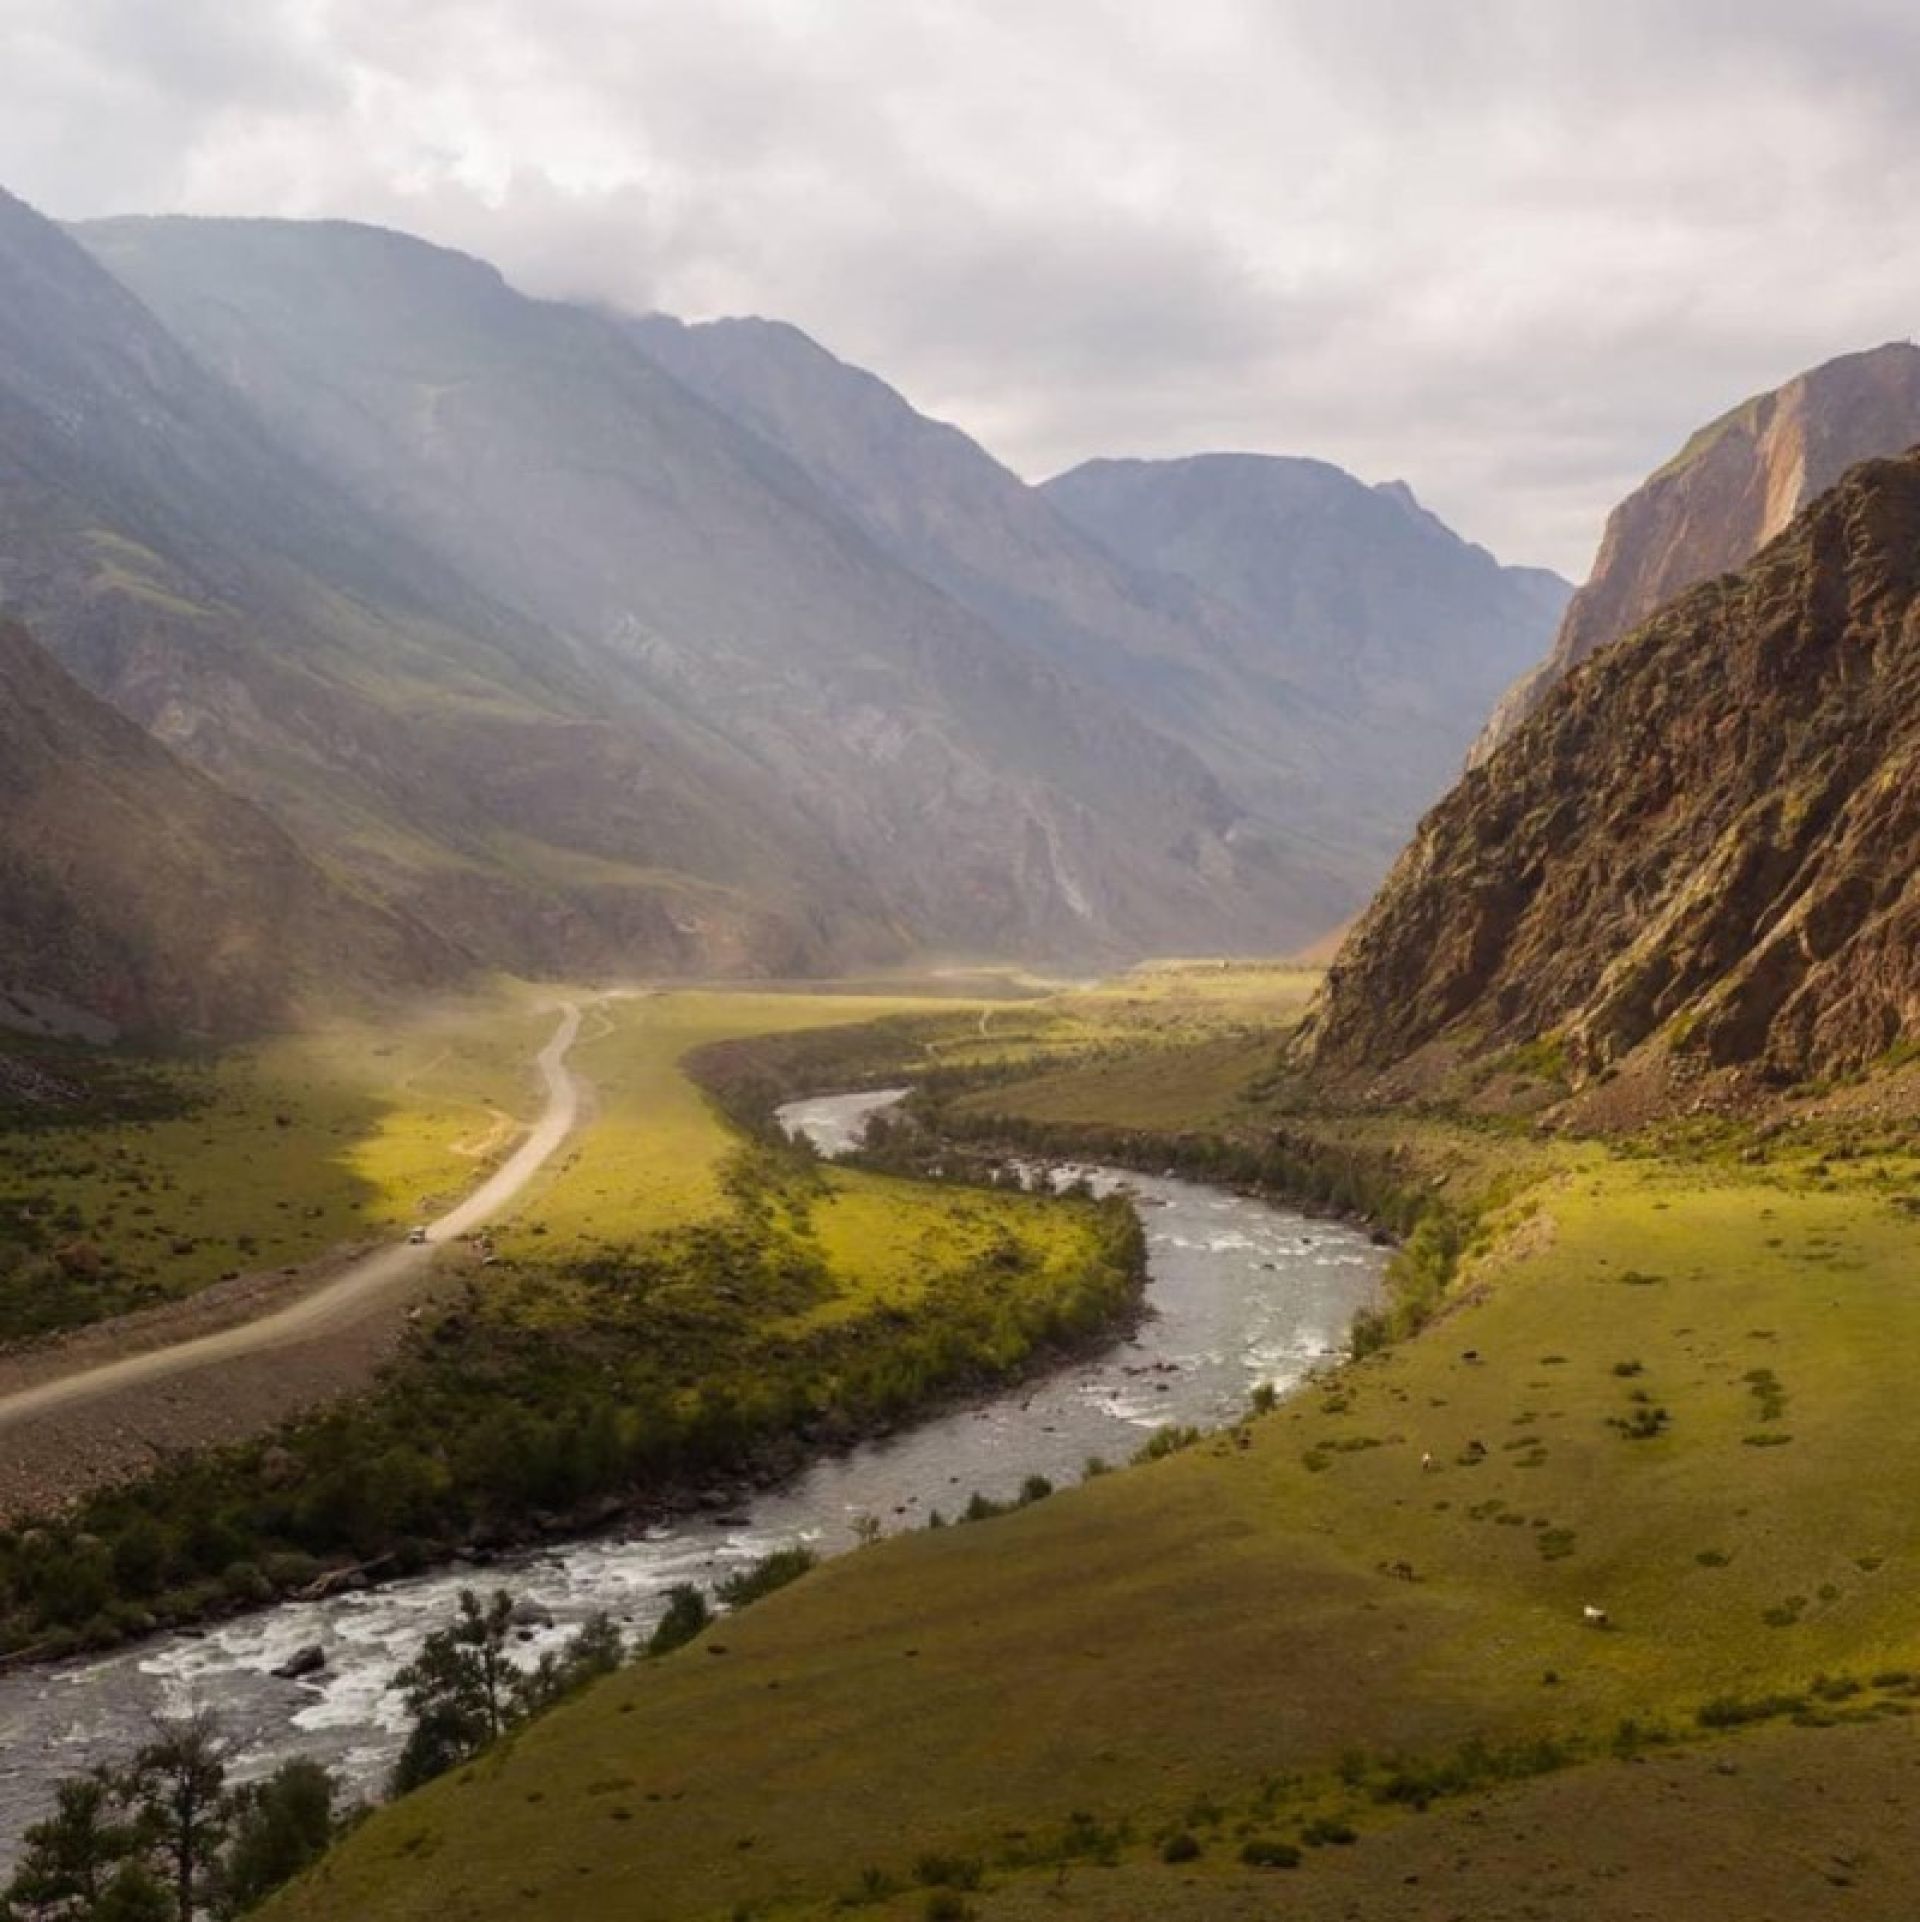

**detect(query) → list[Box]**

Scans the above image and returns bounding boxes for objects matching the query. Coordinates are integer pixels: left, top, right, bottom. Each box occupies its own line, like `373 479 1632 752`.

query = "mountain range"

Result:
0 185 1573 1032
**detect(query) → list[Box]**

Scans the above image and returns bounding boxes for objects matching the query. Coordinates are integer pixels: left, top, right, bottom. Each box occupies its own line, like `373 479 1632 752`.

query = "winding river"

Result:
0 1090 1384 1864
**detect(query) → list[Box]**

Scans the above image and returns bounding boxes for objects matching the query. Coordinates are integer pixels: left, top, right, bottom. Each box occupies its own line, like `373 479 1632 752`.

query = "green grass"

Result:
261 1060 1920 1922
492 990 1012 1260
0 990 556 1339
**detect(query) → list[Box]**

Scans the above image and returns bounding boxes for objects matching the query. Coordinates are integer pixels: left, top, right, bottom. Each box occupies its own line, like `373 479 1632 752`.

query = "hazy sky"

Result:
5 0 1919 575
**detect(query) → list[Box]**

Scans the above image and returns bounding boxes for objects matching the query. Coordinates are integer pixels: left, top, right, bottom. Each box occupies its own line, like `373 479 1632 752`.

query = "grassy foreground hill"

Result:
258 976 1920 1922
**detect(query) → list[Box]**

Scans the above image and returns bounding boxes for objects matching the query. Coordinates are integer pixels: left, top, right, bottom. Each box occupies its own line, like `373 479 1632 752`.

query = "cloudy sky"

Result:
5 0 1919 574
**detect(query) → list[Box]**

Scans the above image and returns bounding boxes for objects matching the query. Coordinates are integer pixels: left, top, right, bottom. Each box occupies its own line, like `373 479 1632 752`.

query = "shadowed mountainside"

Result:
635 314 1568 896
1044 452 1570 842
1310 450 1920 1089
0 619 449 1037
0 186 886 980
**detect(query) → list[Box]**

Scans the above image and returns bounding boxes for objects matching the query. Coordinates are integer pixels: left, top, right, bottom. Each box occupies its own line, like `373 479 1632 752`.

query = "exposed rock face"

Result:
1310 452 1920 1086
1043 454 1570 862
0 621 450 1037
1476 342 1920 761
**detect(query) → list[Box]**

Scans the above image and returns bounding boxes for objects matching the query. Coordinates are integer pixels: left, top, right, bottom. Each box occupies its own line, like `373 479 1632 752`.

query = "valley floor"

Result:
0 978 1142 1664
248 972 1920 1922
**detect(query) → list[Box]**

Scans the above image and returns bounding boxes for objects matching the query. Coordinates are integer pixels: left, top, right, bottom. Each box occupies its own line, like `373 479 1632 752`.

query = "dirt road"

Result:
0 1000 585 1508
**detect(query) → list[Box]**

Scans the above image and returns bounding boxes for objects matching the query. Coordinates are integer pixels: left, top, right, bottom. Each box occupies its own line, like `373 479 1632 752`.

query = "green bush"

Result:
716 1546 817 1610
913 1852 982 1889
644 1584 712 1657
1239 1837 1301 1869
1301 1816 1357 1846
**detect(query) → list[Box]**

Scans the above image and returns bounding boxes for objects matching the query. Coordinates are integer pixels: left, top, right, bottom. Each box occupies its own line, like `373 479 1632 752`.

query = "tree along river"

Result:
0 1089 1384 1864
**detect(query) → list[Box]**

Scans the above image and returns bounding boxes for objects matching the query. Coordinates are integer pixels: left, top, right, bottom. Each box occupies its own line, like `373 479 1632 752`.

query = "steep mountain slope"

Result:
1476 342 1920 760
1044 454 1570 842
0 186 878 979
1309 451 1920 1088
633 317 1567 896
77 215 1307 958
0 620 447 1037
627 317 1348 887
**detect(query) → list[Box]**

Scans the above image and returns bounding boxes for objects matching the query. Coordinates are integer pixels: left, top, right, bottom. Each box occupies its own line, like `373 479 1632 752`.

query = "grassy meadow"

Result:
260 985 1920 1922
0 988 559 1340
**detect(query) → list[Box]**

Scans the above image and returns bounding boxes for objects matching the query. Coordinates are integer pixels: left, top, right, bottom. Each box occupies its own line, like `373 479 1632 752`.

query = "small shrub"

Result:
1240 1837 1301 1869
923 1893 972 1922
914 1854 982 1890
716 1546 816 1610
1696 1692 1806 1728
1301 1816 1357 1846
1135 1425 1202 1464
1161 1831 1202 1863
645 1584 712 1656
841 1866 898 1905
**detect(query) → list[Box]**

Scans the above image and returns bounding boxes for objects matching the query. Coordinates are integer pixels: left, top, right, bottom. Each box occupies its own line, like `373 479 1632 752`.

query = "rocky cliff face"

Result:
0 621 450 1037
1475 342 1920 761
1310 451 1920 1089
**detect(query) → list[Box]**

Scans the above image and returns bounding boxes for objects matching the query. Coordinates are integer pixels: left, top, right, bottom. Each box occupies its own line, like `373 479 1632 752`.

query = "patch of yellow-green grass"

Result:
953 1032 1279 1133
790 1168 1097 1332
490 990 997 1260
0 988 556 1329
265 1127 1920 1922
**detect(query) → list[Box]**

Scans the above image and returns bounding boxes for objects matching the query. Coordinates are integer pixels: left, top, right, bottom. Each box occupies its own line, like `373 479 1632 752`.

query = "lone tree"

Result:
390 1589 629 1792
389 1589 520 1792
129 1714 230 1922
1 1773 136 1920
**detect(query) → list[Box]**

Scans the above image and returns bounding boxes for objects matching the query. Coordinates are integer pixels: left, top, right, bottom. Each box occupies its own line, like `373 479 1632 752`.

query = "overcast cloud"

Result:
5 0 1920 574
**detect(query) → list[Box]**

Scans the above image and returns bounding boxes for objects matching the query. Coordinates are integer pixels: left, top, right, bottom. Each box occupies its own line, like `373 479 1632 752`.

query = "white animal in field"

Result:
1420 1451 1435 1471
1582 1604 1610 1628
